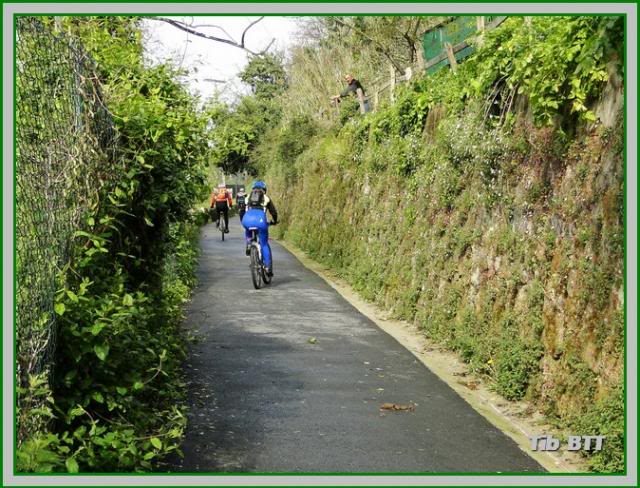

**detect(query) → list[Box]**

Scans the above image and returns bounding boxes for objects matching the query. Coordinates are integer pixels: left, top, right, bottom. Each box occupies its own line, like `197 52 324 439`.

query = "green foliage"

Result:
16 17 209 472
469 16 623 125
64 16 144 79
43 194 200 473
16 373 62 472
208 95 283 175
251 113 320 182
493 339 542 400
277 114 318 162
205 53 289 175
240 53 288 99
16 432 65 473
570 384 624 473
337 96 361 125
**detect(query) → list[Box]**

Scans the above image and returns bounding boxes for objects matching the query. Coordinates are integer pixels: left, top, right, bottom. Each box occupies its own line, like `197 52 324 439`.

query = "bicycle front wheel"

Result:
250 246 262 289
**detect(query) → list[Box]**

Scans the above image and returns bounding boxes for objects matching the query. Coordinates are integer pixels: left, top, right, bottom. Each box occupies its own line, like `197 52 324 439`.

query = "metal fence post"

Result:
356 87 366 114
444 42 458 73
476 16 486 46
416 45 426 73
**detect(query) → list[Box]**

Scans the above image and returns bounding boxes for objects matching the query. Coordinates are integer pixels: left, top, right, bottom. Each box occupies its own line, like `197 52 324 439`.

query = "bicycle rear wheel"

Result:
220 217 226 241
250 246 262 289
262 261 272 285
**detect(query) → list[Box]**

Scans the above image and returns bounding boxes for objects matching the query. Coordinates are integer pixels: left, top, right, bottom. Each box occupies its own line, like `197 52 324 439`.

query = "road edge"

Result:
275 237 588 474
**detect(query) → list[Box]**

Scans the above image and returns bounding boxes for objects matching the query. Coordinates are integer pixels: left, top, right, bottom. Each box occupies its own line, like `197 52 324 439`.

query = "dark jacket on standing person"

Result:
340 78 366 98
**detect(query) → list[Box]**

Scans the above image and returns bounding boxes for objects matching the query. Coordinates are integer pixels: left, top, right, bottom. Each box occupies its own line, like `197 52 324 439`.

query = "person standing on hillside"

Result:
210 184 233 233
331 74 371 113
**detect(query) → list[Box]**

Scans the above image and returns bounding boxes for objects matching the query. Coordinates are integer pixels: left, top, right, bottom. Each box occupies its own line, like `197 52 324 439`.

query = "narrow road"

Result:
170 220 544 473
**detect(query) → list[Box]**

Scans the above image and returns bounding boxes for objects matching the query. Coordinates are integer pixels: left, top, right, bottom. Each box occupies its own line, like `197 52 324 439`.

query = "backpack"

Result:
236 194 246 206
248 188 265 208
216 188 227 201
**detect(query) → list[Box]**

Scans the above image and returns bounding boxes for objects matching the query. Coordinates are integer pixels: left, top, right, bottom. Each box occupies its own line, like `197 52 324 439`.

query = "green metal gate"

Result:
422 16 506 74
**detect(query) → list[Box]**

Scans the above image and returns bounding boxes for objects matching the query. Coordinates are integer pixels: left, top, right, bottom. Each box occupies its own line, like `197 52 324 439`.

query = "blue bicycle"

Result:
247 221 276 289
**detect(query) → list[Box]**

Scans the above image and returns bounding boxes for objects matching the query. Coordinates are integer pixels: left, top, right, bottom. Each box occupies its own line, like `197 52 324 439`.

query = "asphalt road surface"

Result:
168 221 545 473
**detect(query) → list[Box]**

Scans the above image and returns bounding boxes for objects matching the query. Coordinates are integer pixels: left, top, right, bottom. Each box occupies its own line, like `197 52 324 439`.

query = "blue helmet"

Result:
252 180 267 191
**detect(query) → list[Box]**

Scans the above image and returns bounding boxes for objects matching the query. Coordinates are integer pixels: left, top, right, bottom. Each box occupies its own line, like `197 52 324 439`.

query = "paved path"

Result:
169 221 544 473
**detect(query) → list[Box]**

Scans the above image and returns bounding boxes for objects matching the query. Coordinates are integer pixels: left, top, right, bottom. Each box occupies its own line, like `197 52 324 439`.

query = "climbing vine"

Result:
469 16 623 125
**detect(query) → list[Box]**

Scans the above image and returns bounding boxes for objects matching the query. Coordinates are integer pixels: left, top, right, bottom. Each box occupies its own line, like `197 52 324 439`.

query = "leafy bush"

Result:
16 373 64 472
571 385 624 473
493 339 542 400
469 16 623 124
16 17 210 472
337 95 361 125
277 114 318 162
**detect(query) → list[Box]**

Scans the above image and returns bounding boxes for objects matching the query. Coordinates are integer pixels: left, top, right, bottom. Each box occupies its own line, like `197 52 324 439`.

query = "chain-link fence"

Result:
16 17 119 443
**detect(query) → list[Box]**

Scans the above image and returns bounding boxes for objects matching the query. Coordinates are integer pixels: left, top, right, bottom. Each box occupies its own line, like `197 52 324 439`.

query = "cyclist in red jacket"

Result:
210 184 233 233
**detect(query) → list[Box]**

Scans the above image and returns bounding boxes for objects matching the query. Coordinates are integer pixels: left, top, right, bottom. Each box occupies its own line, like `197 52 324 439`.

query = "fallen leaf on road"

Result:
308 337 317 344
379 402 416 412
457 380 479 390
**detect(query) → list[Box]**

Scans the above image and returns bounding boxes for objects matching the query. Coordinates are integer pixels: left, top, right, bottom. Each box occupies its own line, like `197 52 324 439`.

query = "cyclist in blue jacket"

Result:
241 181 278 276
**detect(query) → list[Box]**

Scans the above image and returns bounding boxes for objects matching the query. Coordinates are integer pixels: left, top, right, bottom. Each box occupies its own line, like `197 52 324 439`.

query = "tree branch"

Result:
411 18 423 39
330 17 404 73
147 16 274 56
257 38 276 56
189 23 237 43
241 16 264 47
